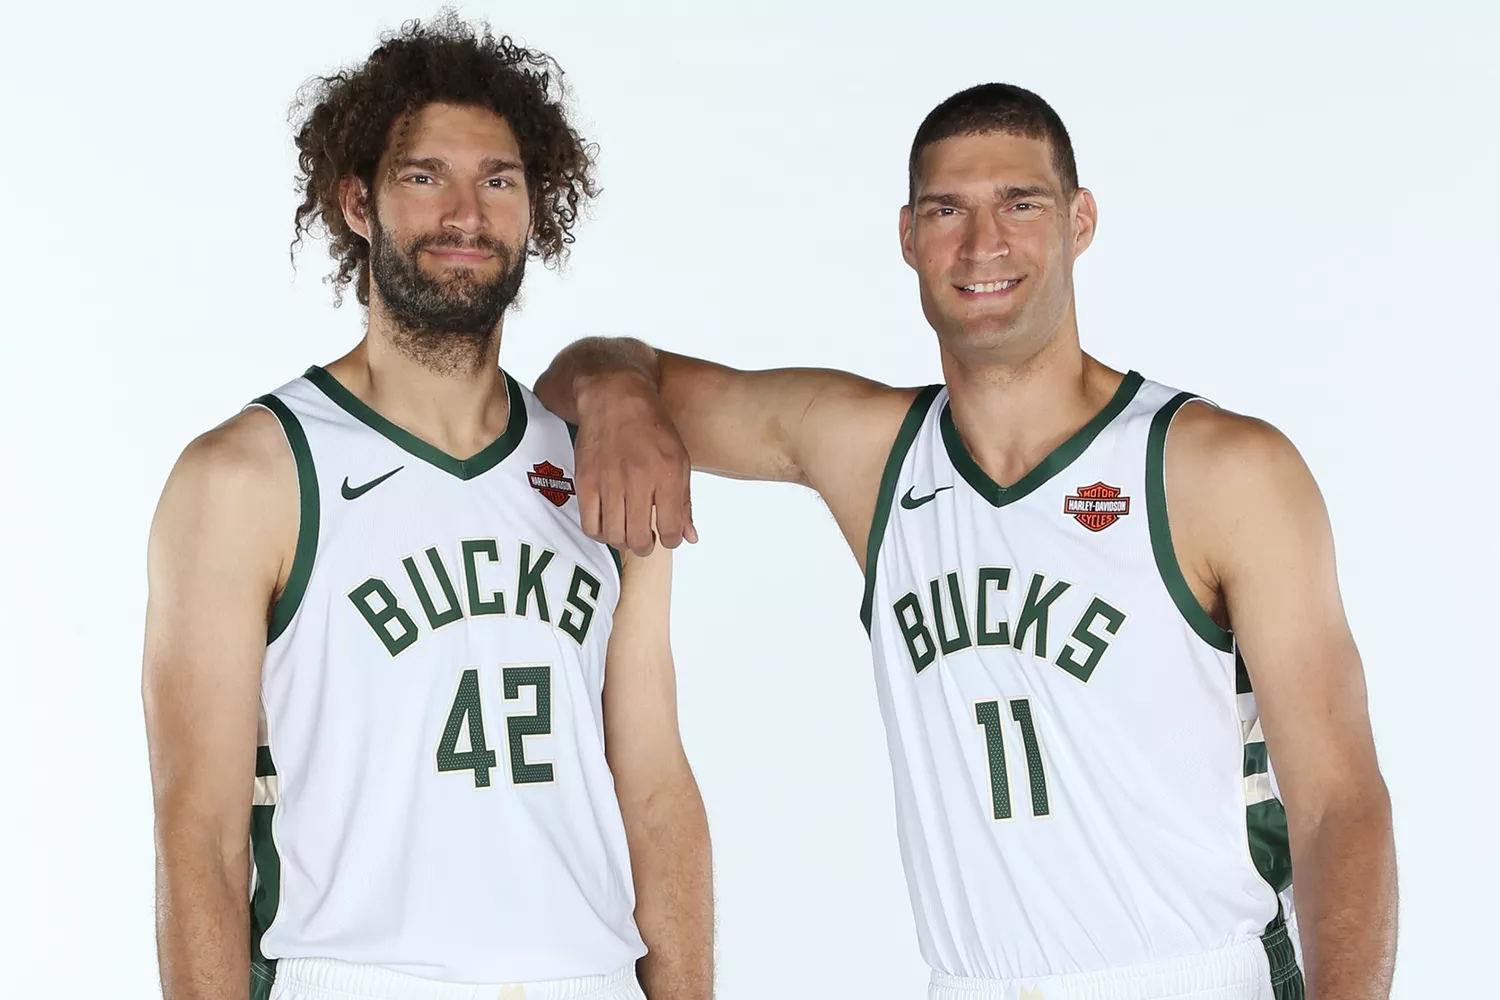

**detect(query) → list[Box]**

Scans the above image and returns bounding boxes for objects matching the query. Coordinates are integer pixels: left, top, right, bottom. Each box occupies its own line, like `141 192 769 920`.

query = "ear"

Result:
899 203 917 270
1070 187 1098 257
339 176 373 242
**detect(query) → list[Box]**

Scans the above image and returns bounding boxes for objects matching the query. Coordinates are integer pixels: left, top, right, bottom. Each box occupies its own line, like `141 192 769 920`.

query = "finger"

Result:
624 483 656 558
600 474 629 552
576 469 603 541
653 473 687 550
683 487 698 545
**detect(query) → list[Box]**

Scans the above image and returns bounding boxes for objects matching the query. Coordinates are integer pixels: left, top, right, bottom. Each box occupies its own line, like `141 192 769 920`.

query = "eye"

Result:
406 173 434 185
485 176 514 188
1010 201 1045 219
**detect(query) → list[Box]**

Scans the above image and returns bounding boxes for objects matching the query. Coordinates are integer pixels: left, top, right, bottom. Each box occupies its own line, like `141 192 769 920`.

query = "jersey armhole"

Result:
249 394 321 645
1145 392 1235 653
860 385 943 634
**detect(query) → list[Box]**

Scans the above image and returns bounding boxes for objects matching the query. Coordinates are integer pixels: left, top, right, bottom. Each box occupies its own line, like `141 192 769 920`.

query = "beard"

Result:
368 212 527 373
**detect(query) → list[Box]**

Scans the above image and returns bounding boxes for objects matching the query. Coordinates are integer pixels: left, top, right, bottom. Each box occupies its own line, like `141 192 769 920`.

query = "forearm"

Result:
624 773 714 1000
1294 786 1398 1000
535 337 661 423
155 836 251 1000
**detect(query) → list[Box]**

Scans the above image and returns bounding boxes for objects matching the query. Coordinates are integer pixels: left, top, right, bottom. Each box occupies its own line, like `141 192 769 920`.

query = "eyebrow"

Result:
479 157 524 174
916 184 1055 209
916 192 968 209
996 185 1053 201
394 156 524 175
395 157 449 175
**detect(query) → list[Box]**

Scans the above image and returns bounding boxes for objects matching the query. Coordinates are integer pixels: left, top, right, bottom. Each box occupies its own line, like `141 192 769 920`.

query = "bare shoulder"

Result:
808 371 922 417
803 377 927 465
1165 401 1328 601
150 405 298 584
188 405 290 469
1166 400 1319 502
163 406 294 511
800 379 931 566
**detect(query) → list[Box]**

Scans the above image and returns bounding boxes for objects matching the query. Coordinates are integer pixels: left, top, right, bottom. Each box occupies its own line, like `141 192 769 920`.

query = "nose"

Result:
442 181 485 237
959 208 1009 265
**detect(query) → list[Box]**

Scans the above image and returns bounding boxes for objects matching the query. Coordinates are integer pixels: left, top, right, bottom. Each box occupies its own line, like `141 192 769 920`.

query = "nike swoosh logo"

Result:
341 466 404 500
901 485 953 510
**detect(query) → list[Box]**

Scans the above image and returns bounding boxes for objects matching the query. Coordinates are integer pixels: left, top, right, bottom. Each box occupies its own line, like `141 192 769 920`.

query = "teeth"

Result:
963 279 1019 293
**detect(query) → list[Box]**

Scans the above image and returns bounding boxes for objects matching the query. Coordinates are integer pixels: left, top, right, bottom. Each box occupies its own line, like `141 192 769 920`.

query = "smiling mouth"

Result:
958 278 1022 294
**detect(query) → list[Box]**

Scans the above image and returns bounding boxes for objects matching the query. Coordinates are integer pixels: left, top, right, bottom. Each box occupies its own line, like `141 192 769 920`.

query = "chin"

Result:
949 303 1020 336
937 319 1024 355
427 264 484 279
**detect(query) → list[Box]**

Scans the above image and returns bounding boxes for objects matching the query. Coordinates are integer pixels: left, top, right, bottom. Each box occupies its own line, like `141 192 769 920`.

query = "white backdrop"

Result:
2 2 1496 997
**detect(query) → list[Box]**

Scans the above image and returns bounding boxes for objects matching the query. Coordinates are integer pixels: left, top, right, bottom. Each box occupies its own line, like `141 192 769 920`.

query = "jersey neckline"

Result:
302 365 528 482
939 370 1144 508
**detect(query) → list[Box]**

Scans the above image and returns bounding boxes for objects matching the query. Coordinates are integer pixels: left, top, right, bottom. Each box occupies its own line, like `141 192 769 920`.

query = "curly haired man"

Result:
143 14 712 1000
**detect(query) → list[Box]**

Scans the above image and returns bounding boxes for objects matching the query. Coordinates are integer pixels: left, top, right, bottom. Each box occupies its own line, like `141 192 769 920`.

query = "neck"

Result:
325 304 512 461
366 283 504 377
938 315 1123 490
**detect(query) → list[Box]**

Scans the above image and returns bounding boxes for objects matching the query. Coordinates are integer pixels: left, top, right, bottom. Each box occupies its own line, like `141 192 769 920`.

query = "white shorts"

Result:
928 934 1304 1000
266 958 645 1000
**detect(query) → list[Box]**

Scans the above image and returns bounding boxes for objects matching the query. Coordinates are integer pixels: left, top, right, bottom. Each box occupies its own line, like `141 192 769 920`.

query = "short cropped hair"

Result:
907 83 1077 202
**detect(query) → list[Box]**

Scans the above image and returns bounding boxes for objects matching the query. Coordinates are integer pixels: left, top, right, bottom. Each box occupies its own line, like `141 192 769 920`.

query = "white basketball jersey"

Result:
245 367 644 995
862 373 1303 991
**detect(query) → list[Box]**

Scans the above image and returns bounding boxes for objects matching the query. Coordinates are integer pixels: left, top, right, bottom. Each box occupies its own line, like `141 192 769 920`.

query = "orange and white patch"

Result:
1063 482 1130 532
527 461 576 507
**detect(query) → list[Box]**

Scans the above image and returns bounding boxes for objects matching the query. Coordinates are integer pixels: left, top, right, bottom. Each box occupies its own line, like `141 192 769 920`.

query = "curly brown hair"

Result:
290 10 599 306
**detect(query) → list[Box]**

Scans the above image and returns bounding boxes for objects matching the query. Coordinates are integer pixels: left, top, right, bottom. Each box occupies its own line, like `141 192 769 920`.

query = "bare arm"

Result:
603 544 712 999
1169 405 1396 1000
143 408 297 1000
534 337 916 561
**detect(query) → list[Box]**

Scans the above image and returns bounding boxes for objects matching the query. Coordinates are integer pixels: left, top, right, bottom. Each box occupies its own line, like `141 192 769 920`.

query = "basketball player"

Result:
535 84 1396 999
143 18 710 1000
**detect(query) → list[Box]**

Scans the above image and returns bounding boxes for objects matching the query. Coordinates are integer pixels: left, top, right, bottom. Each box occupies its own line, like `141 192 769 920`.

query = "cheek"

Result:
378 196 438 237
1013 231 1061 275
919 254 952 290
916 230 960 274
485 193 531 233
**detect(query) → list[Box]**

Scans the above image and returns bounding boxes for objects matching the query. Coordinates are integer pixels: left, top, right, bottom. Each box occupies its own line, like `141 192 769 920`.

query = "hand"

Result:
573 370 697 556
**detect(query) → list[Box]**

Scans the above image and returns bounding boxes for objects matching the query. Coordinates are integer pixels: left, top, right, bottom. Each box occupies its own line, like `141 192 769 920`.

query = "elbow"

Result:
1337 764 1392 824
1293 765 1393 851
619 759 706 834
152 793 250 883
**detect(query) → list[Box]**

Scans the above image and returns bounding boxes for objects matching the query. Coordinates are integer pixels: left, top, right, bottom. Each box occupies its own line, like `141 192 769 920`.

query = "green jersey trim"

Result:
250 958 276 1000
248 738 282 990
939 371 1144 509
1237 651 1296 918
1144 392 1235 653
861 386 944 633
1261 905 1305 999
1243 741 1270 777
303 366 528 481
251 395 320 645
1248 797 1294 894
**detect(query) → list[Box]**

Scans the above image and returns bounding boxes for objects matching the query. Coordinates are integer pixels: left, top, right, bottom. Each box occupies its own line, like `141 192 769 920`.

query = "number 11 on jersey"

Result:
974 697 1051 820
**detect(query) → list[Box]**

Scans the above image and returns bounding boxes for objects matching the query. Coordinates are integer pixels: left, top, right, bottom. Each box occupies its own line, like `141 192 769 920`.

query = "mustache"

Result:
408 231 511 256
